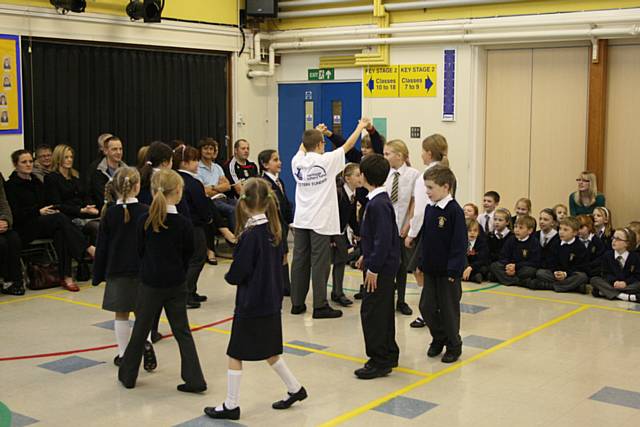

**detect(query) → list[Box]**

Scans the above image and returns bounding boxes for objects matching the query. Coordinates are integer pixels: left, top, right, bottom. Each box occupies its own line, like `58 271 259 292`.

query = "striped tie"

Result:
391 171 400 203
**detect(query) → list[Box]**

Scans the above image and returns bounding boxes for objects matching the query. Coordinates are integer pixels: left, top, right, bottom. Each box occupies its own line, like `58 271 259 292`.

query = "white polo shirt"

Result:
291 147 345 235
385 163 420 235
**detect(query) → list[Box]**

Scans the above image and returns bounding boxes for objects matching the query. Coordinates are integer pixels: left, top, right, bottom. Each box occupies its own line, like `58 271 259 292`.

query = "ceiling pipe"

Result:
277 5 374 19
279 0 358 7
247 26 640 77
384 0 528 12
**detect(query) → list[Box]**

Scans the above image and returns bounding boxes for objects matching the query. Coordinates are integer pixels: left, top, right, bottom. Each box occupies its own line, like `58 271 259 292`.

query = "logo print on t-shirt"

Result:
295 165 328 187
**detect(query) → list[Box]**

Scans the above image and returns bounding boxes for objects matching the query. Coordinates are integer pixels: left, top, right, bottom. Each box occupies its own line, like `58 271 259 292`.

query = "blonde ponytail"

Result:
145 169 182 233
234 178 283 246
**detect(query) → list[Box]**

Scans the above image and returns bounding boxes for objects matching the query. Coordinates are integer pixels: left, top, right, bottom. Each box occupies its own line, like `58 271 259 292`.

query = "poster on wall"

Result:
0 34 22 134
363 64 437 98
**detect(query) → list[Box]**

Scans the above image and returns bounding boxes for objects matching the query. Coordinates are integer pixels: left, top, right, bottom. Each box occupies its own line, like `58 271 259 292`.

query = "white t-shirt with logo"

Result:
292 147 345 235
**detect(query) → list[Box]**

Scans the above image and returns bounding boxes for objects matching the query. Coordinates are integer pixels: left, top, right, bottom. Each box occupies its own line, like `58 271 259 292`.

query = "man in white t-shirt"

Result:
290 119 367 319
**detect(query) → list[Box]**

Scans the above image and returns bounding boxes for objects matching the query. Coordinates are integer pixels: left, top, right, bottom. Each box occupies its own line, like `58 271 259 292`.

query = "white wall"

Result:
272 45 485 205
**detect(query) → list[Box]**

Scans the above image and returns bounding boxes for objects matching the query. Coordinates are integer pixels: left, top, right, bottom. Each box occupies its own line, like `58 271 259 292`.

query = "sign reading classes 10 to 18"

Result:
363 64 437 98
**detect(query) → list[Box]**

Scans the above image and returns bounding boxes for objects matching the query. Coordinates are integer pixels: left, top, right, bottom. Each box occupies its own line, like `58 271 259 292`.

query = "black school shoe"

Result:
186 299 201 309
177 383 207 393
312 304 343 319
150 330 163 343
204 404 240 420
441 347 462 363
410 317 426 328
331 293 353 307
143 341 157 372
291 304 306 315
192 293 208 302
354 285 365 300
396 302 413 316
354 364 392 380
427 341 445 358
113 355 122 367
1 281 25 295
272 386 308 409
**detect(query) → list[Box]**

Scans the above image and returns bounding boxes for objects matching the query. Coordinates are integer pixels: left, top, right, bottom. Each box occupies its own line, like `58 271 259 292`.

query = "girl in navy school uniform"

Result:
118 169 206 393
536 208 560 269
258 149 294 296
205 178 307 421
463 218 490 283
553 204 568 225
512 198 537 231
93 167 156 370
576 214 606 277
330 163 362 306
590 227 640 302
593 206 613 248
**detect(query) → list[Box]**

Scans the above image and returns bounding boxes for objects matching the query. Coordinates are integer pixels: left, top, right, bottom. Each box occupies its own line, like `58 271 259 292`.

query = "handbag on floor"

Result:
26 262 61 290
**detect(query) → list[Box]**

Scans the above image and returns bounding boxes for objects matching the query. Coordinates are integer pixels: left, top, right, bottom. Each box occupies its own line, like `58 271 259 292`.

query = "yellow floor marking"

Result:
318 305 590 427
0 284 92 305
41 294 102 309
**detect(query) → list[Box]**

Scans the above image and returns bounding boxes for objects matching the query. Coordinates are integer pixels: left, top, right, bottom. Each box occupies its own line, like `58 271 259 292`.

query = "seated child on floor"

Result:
462 218 489 283
487 207 512 263
489 215 540 287
576 214 606 278
591 227 640 303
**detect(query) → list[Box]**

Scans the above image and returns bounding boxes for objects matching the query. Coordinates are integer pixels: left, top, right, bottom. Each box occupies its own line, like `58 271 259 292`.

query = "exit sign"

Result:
308 68 335 81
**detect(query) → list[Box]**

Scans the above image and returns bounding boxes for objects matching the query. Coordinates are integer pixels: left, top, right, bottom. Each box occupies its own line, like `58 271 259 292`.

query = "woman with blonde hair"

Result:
569 171 605 216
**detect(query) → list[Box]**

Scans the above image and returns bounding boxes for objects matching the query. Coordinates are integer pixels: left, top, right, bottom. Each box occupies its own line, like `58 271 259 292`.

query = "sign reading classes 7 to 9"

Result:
363 64 437 98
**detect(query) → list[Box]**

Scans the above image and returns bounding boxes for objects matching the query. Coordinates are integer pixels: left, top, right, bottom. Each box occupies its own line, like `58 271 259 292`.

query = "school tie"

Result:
390 171 400 203
542 236 548 247
581 239 589 248
276 179 284 193
617 255 625 269
485 214 491 232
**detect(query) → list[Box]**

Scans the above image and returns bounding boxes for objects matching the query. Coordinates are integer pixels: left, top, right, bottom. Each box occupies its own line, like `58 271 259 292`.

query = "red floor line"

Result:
0 316 234 362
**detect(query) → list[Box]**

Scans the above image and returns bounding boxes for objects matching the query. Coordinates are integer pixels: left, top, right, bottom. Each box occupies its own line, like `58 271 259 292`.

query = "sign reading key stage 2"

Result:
363 64 437 98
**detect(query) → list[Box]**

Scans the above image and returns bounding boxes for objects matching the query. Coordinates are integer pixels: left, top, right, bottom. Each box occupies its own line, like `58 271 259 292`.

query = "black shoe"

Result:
312 305 343 319
354 365 392 380
410 317 426 328
331 294 353 307
577 284 587 294
427 341 445 358
192 293 208 302
1 282 25 296
354 285 365 300
396 302 413 316
291 304 306 315
272 386 308 409
75 262 91 282
472 273 483 284
143 341 157 372
113 355 122 367
150 330 163 344
442 347 462 363
186 300 201 309
591 287 601 298
206 257 218 266
204 404 240 420
177 383 207 393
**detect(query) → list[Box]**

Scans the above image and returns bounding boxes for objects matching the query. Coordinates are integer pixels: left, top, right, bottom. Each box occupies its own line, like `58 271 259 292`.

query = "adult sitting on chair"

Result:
88 135 126 210
45 144 100 244
0 173 23 295
5 150 96 292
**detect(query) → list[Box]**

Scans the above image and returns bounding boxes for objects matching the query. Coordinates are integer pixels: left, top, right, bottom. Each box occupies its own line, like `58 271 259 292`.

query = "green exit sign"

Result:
308 68 335 81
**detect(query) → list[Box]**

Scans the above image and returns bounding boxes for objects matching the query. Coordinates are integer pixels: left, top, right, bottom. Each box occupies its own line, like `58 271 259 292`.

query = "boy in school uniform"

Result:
490 215 540 287
576 214 606 278
479 191 500 233
530 217 589 293
354 154 401 379
420 165 467 364
486 207 512 263
463 218 490 283
290 120 366 319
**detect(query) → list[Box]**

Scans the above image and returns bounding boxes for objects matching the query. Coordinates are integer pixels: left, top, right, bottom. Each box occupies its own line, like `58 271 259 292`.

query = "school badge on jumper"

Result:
631 265 636 272
522 249 528 258
438 216 446 228
591 246 596 254
569 253 575 262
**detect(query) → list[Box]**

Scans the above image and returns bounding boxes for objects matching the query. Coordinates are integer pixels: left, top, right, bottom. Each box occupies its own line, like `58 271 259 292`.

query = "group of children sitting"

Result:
460 192 640 302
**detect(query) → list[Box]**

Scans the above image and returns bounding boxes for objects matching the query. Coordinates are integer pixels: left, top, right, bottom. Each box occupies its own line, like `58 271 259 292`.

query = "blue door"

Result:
277 82 362 206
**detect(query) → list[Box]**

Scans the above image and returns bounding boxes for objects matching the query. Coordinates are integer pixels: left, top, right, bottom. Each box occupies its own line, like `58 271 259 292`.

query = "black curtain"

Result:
22 38 229 176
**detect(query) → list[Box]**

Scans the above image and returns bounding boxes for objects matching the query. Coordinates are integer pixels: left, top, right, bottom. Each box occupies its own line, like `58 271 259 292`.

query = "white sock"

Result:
147 331 152 343
616 293 630 301
271 358 301 395
217 369 242 411
114 320 132 357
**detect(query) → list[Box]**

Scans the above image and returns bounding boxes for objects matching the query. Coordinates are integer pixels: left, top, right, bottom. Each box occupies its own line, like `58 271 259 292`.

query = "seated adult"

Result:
569 171 605 216
197 137 236 228
32 144 54 183
5 150 95 292
85 132 112 190
88 135 126 210
0 173 23 295
223 139 259 198
44 144 100 244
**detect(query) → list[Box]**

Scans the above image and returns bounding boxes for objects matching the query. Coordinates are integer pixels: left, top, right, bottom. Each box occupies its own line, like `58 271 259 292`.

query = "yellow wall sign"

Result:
363 65 399 98
399 64 437 97
363 64 437 98
0 34 21 134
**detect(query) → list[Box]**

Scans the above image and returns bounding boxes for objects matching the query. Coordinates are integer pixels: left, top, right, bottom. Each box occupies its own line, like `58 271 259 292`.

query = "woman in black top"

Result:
5 150 95 291
44 144 100 243
0 172 23 295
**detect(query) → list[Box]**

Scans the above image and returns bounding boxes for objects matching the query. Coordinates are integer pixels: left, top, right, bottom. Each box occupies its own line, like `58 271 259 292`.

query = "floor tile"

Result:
372 396 438 419
460 303 489 314
283 347 313 356
173 415 247 427
92 320 134 330
463 334 505 349
37 356 104 374
589 386 640 410
286 340 328 351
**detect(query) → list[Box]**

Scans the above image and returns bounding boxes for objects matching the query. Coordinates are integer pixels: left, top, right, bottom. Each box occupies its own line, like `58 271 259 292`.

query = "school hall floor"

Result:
2 261 640 427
